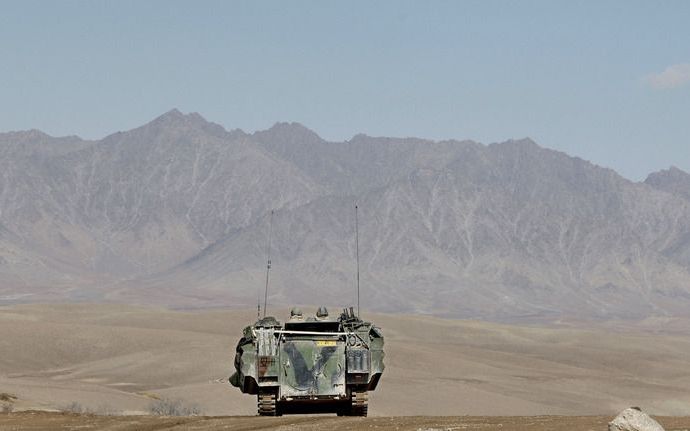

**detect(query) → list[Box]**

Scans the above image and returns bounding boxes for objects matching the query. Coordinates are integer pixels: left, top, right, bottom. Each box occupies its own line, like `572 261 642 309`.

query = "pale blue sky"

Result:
1 0 688 180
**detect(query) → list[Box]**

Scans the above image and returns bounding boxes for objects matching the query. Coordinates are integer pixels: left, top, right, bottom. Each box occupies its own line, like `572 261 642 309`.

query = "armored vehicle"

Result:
230 306 384 416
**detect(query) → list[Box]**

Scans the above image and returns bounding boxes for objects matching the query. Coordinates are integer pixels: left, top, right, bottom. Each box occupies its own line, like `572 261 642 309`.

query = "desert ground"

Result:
1 304 690 428
3 412 690 431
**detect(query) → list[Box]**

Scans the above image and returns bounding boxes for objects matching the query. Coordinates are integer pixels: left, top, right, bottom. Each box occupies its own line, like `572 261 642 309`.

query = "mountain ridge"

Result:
1 110 690 321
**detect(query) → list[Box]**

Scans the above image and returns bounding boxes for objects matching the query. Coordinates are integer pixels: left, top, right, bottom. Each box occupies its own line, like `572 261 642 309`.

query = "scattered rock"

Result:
609 407 665 431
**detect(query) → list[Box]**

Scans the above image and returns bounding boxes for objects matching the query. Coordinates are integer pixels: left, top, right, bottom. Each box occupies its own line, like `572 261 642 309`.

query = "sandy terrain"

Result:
1 304 690 419
2 412 690 431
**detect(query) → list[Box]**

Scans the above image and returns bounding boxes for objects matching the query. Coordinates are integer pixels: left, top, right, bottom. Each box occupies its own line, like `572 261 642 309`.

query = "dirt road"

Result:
2 412 690 431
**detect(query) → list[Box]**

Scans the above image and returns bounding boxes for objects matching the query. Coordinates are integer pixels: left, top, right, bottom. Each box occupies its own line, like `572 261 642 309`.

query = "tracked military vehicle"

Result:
229 306 384 416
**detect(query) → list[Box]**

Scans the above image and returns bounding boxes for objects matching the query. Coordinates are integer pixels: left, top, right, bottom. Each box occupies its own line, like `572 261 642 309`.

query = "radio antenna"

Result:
262 210 274 318
355 204 360 318
257 287 260 320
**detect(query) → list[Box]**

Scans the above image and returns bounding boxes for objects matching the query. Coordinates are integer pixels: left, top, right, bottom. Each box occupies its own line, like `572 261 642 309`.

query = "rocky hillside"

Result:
2 110 690 320
646 166 690 202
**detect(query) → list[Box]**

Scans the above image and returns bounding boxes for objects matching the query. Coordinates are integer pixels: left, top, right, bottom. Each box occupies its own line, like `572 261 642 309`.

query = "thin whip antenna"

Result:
263 210 274 318
355 204 360 318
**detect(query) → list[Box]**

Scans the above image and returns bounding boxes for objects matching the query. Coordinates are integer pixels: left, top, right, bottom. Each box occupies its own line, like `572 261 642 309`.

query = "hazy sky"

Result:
1 0 688 180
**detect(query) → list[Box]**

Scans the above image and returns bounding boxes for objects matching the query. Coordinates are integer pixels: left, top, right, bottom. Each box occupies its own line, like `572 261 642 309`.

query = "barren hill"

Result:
2 110 690 320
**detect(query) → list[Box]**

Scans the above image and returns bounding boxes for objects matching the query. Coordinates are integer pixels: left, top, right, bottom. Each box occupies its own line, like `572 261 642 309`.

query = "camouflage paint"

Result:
230 308 385 414
280 339 346 397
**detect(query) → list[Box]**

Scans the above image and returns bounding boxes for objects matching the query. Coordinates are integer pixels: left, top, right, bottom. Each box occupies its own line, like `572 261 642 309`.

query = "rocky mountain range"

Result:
2 109 690 321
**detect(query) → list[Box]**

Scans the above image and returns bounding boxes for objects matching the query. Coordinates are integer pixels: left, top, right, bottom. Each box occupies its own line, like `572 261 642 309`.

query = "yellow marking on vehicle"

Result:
316 340 337 346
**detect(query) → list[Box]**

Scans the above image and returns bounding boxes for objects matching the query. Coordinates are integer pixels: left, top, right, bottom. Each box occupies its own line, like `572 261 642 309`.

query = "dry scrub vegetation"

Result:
148 397 202 416
0 393 17 403
0 393 17 414
61 401 119 416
